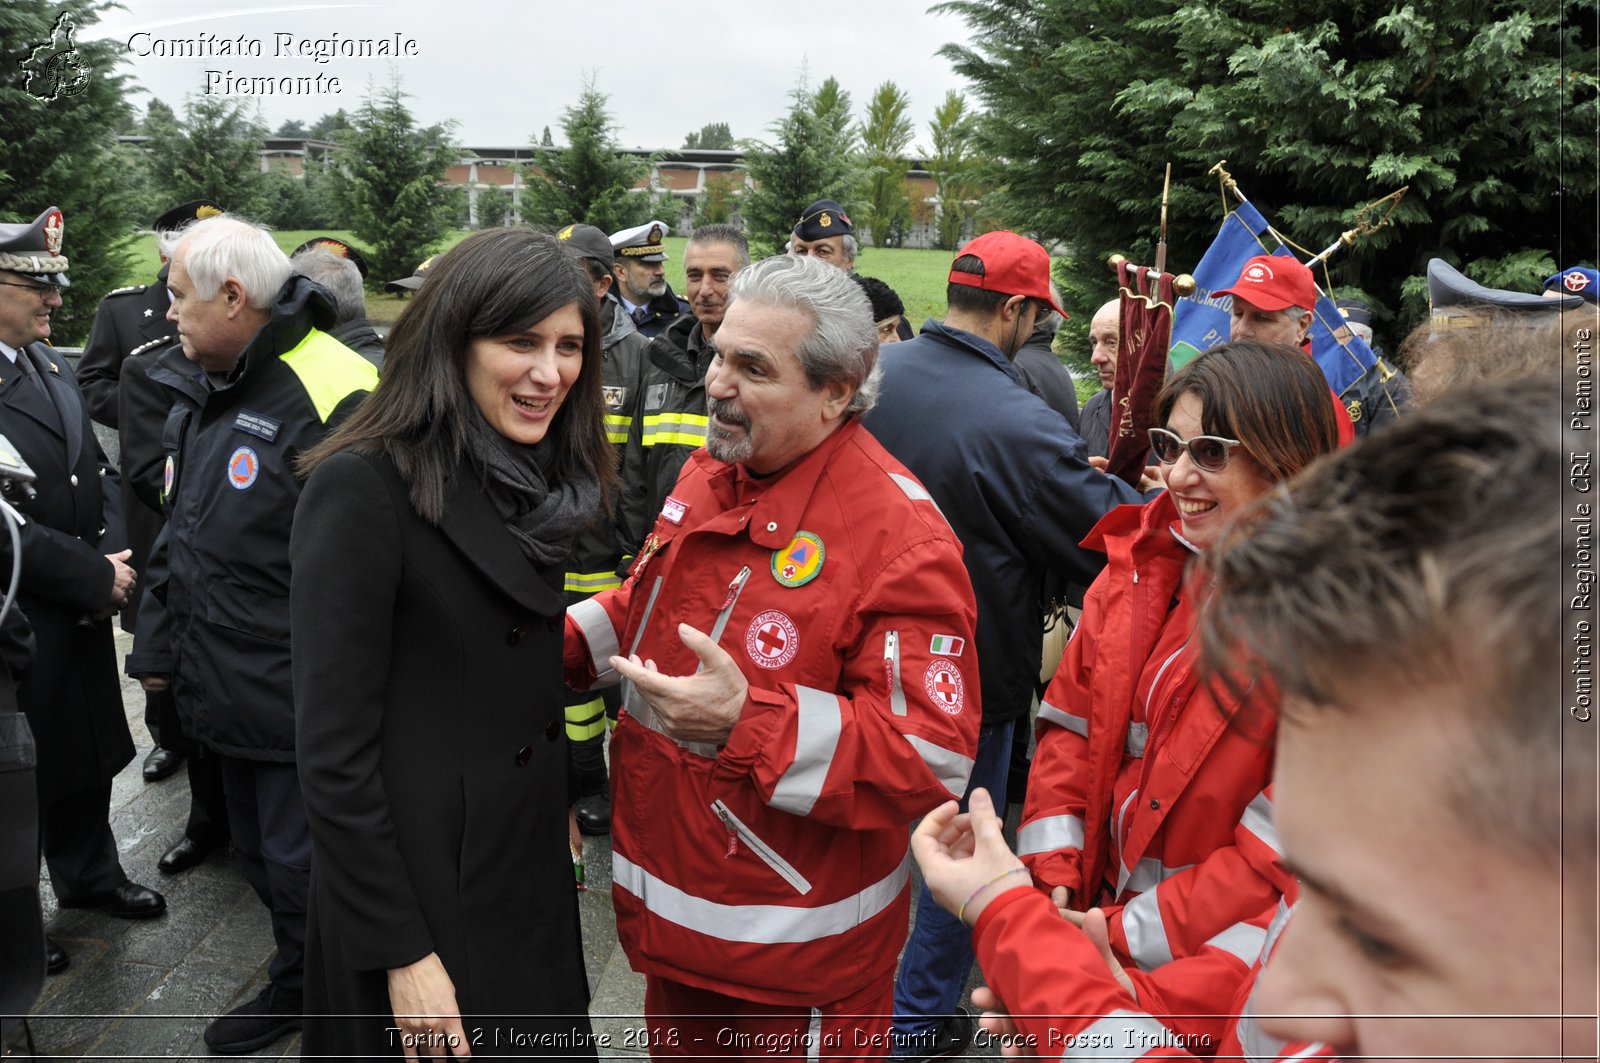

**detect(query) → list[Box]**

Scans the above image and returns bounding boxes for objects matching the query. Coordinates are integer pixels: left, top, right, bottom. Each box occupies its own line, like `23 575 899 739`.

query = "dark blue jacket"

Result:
128 276 377 760
861 319 1142 728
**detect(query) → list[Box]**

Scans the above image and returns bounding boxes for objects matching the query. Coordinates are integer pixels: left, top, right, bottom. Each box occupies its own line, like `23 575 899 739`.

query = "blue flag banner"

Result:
1170 200 1377 396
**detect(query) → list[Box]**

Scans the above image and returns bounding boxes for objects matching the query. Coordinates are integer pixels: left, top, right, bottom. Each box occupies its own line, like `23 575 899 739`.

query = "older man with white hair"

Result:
128 214 377 1055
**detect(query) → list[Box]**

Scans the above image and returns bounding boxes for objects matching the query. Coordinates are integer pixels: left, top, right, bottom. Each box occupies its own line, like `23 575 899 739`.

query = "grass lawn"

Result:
113 229 1100 402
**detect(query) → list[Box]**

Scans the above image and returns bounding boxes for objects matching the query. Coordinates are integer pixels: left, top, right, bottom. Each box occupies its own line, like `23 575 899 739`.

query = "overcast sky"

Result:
83 0 976 152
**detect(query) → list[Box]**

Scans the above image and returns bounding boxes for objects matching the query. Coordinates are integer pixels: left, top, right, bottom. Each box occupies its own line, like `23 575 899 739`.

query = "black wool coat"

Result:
292 449 595 1060
0 345 132 801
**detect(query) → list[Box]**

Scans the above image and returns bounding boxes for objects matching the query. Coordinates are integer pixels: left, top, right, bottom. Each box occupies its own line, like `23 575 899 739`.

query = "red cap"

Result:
949 231 1068 316
1215 254 1318 313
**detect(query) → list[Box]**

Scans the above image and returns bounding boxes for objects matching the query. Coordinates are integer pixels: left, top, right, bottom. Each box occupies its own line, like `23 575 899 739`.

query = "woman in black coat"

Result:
291 228 618 1059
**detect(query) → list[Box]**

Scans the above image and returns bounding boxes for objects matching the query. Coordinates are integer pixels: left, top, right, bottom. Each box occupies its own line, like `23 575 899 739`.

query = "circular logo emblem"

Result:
1244 263 1273 282
227 446 259 490
745 610 799 670
163 454 175 498
771 531 825 588
923 660 966 716
1565 270 1591 293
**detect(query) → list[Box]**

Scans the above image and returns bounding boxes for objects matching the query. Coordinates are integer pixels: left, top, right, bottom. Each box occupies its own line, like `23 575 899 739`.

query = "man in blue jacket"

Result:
128 215 377 1055
862 230 1143 1060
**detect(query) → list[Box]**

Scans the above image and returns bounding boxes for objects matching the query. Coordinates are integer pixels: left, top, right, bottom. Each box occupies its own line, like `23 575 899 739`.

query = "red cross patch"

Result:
923 660 965 716
745 610 799 670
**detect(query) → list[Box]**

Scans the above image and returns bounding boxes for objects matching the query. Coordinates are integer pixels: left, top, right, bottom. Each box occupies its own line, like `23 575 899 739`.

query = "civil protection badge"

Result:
771 531 824 588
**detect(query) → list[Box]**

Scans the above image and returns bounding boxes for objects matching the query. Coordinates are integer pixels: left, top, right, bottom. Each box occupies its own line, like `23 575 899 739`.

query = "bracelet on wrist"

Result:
957 865 1029 924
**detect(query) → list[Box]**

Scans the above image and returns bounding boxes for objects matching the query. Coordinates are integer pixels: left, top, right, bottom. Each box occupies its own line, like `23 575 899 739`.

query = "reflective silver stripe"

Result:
1124 721 1148 758
1038 700 1089 738
1142 641 1189 722
1204 922 1269 966
611 850 910 944
1120 887 1175 970
1239 790 1282 856
903 734 973 797
626 576 665 657
1115 856 1194 897
769 686 843 816
1016 814 1086 856
1114 789 1138 853
885 631 906 716
618 577 666 721
1261 898 1294 961
888 472 951 525
807 1010 822 1063
569 598 619 679
712 800 813 894
1238 997 1289 1063
1059 1010 1173 1061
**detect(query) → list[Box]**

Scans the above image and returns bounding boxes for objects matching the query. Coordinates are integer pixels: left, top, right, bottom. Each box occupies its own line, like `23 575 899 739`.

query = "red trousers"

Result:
643 975 894 1060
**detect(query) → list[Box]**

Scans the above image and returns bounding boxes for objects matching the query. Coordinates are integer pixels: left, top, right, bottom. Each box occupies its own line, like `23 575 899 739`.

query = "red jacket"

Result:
971 881 1332 1063
1018 491 1284 971
565 420 980 1005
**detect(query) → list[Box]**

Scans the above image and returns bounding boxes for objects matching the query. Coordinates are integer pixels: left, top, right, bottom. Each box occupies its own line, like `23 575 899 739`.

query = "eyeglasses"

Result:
1148 427 1244 473
0 279 58 299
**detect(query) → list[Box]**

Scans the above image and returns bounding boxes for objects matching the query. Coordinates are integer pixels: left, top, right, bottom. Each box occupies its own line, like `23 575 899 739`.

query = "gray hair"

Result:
728 254 880 414
690 224 750 268
173 215 290 310
782 232 859 266
291 247 367 327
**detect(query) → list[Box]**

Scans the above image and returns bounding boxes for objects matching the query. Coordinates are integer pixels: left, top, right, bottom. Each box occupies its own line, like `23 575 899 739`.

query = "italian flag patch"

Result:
929 634 965 657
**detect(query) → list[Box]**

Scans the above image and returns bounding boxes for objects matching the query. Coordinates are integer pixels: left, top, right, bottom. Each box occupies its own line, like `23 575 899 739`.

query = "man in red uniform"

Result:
565 254 979 1057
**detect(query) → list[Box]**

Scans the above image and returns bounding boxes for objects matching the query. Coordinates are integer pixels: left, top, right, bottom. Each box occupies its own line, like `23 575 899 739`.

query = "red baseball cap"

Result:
949 231 1068 317
1216 254 1319 312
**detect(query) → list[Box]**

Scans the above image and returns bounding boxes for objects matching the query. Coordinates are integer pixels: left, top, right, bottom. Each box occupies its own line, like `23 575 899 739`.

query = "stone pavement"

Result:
17 632 1004 1061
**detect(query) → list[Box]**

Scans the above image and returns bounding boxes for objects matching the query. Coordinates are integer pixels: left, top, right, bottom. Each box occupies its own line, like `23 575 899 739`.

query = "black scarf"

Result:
465 412 599 567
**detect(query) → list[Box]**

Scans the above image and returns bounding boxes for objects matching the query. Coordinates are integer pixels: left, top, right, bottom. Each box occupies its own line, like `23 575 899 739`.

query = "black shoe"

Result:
158 835 215 875
61 879 167 919
142 747 184 782
45 936 68 975
899 1007 974 1062
203 983 303 1055
575 791 611 836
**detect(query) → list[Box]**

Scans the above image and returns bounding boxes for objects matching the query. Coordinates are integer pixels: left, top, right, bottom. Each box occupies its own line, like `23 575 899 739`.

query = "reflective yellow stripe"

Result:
641 413 708 448
643 413 710 427
564 570 623 594
605 413 632 445
643 432 706 447
279 328 379 423
566 704 607 740
566 695 609 741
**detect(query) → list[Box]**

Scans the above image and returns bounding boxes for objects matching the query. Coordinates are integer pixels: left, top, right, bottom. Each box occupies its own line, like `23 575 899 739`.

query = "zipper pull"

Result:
722 565 751 609
716 806 739 857
882 631 898 687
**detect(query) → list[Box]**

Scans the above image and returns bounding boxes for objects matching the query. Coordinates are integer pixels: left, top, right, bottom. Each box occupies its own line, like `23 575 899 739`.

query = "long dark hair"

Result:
300 227 618 522
1152 341 1339 482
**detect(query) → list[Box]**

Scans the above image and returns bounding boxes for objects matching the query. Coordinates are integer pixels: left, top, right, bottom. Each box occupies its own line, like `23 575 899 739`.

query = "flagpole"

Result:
1208 160 1407 271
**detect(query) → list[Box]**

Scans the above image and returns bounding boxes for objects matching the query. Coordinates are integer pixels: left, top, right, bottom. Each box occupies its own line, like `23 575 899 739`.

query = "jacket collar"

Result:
647 314 710 385
913 318 1021 384
437 459 565 616
696 418 862 550
2 344 76 461
225 274 337 389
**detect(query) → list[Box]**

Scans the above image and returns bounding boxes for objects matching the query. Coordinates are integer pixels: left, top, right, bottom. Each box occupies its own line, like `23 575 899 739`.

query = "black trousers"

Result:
39 782 125 903
219 756 310 991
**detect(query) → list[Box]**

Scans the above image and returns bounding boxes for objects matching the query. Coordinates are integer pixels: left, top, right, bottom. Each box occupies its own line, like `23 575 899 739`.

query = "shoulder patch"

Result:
105 284 149 297
129 335 173 357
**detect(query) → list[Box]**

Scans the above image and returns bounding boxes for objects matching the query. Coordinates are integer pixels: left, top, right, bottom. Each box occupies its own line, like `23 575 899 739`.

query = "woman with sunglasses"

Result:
1014 341 1339 990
